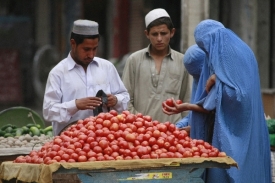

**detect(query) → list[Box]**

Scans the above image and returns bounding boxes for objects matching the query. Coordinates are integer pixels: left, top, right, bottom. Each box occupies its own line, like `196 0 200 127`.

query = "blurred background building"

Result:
0 0 274 118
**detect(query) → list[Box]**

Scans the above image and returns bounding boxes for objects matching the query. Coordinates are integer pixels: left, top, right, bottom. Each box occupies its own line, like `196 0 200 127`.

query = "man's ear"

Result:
144 30 150 39
170 28 176 38
70 39 76 48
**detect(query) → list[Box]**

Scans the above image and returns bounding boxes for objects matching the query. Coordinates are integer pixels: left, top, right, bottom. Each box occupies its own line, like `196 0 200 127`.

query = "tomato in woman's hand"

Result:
175 99 183 104
165 98 174 107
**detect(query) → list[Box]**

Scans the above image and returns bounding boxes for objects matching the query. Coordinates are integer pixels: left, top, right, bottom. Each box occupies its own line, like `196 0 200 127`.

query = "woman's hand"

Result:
162 98 190 115
179 126 190 136
205 74 216 93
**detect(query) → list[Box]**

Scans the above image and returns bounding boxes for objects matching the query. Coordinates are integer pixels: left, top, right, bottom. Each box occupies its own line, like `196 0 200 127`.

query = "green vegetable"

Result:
15 128 23 136
270 134 275 146
29 126 40 136
1 124 16 131
21 126 29 134
35 124 41 129
0 130 5 137
4 133 13 138
5 127 13 133
267 119 275 134
26 123 36 128
44 125 53 133
46 131 53 137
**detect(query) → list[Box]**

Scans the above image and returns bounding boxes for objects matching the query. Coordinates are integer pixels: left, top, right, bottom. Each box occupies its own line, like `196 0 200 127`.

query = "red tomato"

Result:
103 120 111 128
157 124 167 132
103 147 113 155
53 156 61 162
152 130 161 138
61 153 70 161
105 113 114 120
174 152 183 158
118 140 129 149
208 151 218 157
148 137 156 146
136 113 143 118
137 146 149 157
99 140 109 149
119 123 127 131
111 152 119 158
53 138 62 146
111 144 119 152
116 115 125 123
163 142 171 149
97 156 105 161
73 142 82 148
182 150 193 158
70 153 79 161
133 121 143 128
43 157 52 164
125 114 136 123
124 156 132 160
116 156 123 160
201 153 209 158
86 151 96 158
156 139 165 148
95 118 104 125
141 141 149 146
88 157 97 161
125 133 136 142
110 123 119 131
51 144 60 152
218 152 227 157
86 137 95 144
165 98 174 107
176 99 183 104
141 154 151 159
93 146 103 153
109 110 118 116
168 124 176 132
137 127 146 134
143 115 152 122
159 153 168 158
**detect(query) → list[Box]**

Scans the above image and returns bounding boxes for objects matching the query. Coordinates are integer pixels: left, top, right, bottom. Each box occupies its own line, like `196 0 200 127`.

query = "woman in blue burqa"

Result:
163 19 271 182
175 44 214 142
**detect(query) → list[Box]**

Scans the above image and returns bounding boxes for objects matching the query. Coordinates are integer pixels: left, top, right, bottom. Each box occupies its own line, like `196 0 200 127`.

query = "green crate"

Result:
0 106 45 128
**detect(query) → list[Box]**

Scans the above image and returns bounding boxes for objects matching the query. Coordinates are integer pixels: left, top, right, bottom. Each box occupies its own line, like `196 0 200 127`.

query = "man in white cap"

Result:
43 19 130 136
122 9 192 124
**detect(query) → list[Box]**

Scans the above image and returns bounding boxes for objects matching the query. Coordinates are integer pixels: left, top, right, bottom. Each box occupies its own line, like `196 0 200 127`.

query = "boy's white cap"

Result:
145 8 170 27
72 20 99 35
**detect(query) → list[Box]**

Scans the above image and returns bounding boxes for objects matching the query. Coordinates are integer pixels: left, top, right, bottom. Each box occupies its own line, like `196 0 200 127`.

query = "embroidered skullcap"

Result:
72 19 99 35
145 8 170 27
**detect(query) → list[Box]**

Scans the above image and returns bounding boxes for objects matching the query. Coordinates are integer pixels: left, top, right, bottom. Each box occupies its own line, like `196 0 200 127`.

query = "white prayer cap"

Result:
72 20 99 35
145 8 170 27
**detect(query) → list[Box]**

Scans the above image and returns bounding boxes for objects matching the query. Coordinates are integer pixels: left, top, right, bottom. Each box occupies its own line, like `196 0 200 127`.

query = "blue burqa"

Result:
194 19 272 183
176 45 206 133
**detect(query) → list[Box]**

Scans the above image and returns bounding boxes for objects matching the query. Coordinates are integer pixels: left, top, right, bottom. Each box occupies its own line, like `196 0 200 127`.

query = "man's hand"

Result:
75 97 102 110
106 94 118 107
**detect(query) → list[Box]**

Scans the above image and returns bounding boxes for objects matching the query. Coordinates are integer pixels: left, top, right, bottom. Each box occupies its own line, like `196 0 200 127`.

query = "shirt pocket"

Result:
89 83 111 96
165 72 181 95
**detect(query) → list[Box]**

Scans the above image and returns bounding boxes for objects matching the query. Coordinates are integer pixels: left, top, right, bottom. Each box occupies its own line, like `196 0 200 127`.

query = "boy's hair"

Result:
146 17 174 32
70 32 100 45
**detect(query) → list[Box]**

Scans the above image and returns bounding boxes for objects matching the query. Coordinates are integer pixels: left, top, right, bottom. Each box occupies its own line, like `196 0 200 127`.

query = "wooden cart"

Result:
0 157 237 183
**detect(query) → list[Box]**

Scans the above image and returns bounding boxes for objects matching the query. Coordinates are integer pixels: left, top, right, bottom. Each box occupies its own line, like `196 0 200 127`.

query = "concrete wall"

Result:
181 0 209 53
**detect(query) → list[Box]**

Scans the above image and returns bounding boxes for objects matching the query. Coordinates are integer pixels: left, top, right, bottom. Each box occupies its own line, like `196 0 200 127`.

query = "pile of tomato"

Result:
14 110 226 164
